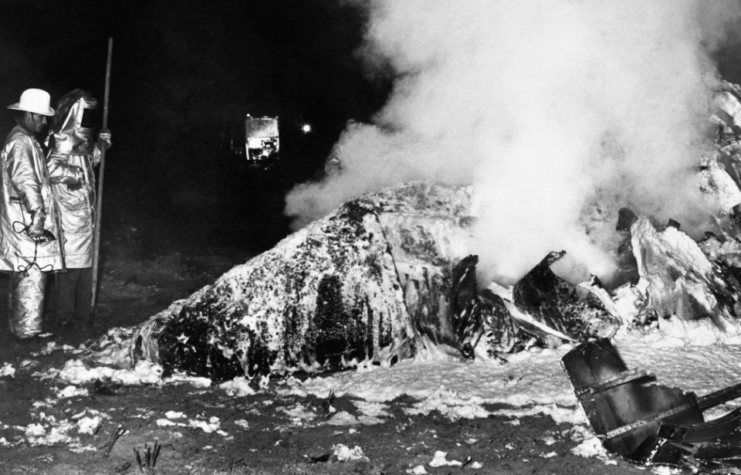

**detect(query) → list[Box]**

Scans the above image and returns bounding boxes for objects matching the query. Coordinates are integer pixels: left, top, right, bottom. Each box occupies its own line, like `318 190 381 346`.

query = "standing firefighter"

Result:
46 89 110 328
0 88 63 339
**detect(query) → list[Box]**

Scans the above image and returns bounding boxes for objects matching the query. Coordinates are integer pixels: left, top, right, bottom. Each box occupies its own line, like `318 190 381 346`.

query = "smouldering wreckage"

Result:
121 180 741 380
124 181 622 382
87 179 737 468
84 88 741 470
82 179 734 463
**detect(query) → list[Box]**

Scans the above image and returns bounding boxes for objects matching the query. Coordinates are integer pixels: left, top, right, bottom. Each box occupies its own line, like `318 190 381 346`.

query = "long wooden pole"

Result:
91 37 113 318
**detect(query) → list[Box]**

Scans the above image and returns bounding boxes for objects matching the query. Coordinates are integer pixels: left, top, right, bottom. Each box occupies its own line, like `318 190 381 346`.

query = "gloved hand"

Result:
98 129 112 150
48 151 67 163
67 166 85 191
27 210 47 240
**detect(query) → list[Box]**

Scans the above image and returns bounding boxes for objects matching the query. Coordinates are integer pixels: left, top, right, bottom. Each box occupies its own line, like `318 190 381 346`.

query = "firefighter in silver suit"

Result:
0 88 64 339
46 89 111 327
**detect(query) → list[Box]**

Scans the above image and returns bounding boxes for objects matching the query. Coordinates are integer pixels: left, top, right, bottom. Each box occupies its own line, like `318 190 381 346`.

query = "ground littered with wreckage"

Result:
3 82 740 475
0 206 656 475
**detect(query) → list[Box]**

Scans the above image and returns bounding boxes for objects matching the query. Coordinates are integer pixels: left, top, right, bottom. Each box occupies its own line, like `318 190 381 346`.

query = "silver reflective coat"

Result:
47 96 100 268
0 125 64 272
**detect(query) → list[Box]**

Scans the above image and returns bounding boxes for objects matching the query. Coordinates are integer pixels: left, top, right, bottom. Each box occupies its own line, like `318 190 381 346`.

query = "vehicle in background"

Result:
239 115 280 168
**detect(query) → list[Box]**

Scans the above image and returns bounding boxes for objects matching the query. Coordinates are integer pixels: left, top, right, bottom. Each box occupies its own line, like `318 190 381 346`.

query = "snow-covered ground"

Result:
281 327 741 466
295 329 741 421
21 322 741 468
266 325 741 471
52 324 741 425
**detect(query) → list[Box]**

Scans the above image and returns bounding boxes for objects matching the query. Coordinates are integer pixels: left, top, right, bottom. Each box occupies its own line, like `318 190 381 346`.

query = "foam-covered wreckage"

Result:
701 80 741 223
593 80 741 340
563 339 741 471
608 212 741 340
124 182 618 380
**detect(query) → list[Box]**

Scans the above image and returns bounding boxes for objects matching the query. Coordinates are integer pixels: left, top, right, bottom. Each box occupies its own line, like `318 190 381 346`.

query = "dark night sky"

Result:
0 0 391 252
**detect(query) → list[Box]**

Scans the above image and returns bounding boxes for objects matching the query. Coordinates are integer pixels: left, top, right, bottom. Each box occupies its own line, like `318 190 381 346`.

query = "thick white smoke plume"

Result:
285 1 739 285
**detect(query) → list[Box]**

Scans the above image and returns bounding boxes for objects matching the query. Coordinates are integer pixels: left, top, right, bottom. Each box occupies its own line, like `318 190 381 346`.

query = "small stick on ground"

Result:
102 424 126 458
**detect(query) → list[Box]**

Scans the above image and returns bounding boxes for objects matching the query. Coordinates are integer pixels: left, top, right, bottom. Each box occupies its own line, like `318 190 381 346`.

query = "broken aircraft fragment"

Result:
510 250 620 345
616 214 741 340
701 80 741 218
133 196 419 380
562 339 741 470
130 183 477 380
447 255 524 359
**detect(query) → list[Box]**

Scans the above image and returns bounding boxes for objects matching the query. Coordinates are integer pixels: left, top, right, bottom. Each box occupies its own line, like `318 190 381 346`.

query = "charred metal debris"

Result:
563 339 741 471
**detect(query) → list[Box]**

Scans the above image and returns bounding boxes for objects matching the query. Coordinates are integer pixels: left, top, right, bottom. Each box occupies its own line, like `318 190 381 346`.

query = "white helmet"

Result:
7 88 55 116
